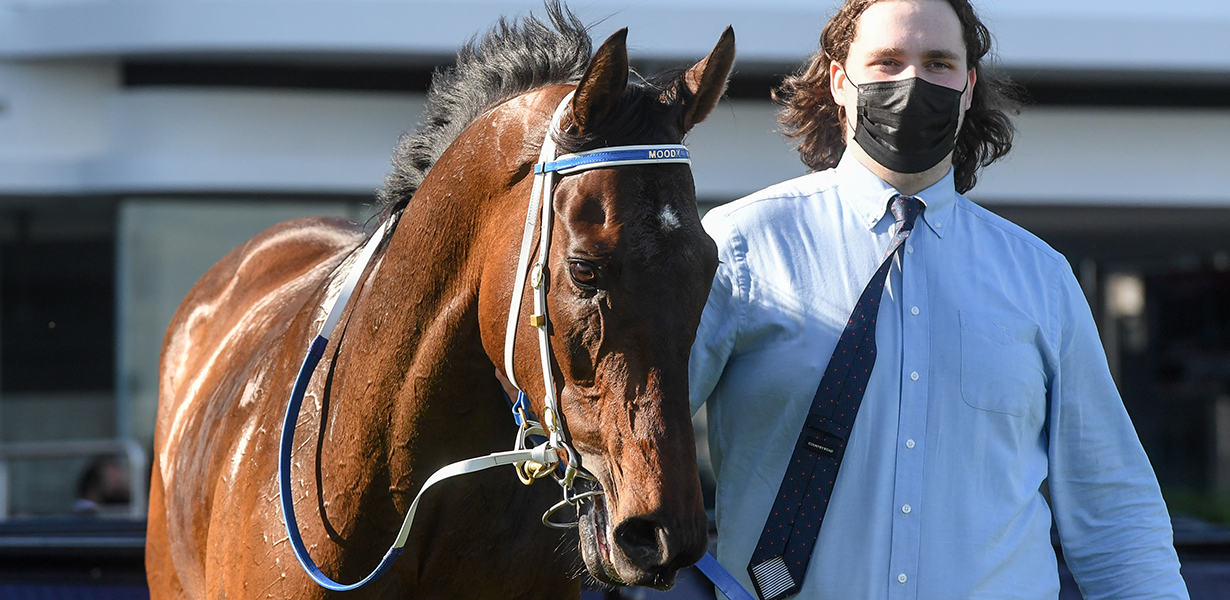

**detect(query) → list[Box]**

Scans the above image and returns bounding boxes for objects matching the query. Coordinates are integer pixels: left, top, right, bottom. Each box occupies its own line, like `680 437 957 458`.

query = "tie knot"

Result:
890 195 923 230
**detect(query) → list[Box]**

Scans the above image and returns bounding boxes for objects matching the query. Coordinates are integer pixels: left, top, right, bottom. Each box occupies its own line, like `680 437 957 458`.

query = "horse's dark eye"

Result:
569 261 598 287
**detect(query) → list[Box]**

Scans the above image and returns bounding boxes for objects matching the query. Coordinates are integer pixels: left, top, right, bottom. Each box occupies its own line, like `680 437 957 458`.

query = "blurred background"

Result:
2 0 1229 597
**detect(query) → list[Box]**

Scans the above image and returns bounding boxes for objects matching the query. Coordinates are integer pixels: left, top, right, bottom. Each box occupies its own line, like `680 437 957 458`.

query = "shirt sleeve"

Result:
1046 265 1189 599
689 210 746 416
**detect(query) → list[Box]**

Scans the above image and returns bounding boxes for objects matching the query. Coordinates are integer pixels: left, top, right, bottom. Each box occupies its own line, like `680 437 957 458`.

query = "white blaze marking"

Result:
659 205 681 232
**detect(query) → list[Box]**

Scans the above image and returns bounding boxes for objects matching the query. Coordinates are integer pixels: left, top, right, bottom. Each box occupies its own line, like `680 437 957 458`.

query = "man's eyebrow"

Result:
865 47 963 61
867 47 906 60
922 49 963 61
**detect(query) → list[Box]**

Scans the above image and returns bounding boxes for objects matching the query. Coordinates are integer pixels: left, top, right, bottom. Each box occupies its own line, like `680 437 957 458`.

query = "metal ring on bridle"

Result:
542 490 607 529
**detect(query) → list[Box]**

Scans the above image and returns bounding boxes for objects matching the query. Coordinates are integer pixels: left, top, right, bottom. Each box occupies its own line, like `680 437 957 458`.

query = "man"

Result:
689 0 1189 598
73 455 132 514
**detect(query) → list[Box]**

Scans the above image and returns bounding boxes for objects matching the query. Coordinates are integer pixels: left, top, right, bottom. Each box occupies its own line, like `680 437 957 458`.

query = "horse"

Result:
144 5 736 598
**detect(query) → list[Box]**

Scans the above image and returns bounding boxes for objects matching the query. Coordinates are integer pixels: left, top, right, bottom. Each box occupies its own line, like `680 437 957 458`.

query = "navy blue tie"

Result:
746 195 923 600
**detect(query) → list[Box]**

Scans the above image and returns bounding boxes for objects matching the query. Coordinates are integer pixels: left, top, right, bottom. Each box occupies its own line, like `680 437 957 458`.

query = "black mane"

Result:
376 2 693 221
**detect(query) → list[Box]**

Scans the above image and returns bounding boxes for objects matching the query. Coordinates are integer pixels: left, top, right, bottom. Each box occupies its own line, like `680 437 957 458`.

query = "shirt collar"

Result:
834 151 958 239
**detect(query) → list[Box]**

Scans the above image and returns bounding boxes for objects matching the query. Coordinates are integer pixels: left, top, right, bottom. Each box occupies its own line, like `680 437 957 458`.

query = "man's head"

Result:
776 0 1016 193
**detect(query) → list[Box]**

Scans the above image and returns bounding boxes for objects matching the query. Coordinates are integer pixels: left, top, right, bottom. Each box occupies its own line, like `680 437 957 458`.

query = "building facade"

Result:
2 0 1229 519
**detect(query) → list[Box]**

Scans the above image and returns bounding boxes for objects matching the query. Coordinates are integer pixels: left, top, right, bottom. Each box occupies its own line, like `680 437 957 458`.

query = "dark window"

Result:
1 204 115 393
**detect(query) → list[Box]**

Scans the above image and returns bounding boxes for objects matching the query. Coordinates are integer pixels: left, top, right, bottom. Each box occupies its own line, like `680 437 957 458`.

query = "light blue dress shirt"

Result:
689 152 1188 599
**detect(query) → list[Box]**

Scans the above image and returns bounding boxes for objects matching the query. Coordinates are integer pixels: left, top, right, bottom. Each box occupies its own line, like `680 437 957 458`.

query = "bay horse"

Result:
145 5 736 598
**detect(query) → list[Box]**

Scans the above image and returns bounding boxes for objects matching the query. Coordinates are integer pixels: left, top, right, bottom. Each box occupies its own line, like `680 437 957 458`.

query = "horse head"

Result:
486 26 735 589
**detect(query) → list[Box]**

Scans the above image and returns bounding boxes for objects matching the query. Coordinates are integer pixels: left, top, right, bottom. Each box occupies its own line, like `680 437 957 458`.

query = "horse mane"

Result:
376 2 589 220
376 1 694 223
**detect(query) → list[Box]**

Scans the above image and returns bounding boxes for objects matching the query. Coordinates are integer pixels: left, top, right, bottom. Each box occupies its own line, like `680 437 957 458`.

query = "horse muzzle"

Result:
577 477 708 590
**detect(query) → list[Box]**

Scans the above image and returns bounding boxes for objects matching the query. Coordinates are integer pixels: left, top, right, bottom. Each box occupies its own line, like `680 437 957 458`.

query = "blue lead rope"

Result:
697 552 755 600
279 335 406 591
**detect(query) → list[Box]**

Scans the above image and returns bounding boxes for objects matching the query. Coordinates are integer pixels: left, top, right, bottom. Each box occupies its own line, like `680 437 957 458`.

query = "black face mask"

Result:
850 76 966 174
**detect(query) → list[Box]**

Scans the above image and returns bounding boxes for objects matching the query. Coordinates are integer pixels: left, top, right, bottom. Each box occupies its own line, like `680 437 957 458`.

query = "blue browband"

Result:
534 144 691 175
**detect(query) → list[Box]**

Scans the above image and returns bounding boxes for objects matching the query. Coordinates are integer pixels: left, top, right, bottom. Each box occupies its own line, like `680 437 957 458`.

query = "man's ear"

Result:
830 60 856 136
830 60 849 104
964 68 977 110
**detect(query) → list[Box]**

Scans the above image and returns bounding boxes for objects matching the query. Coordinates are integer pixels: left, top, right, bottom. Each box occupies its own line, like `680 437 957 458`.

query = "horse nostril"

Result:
613 517 669 569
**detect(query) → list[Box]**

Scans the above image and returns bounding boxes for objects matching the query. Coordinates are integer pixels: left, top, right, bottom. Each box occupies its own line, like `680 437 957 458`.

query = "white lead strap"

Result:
391 445 557 547
320 219 393 341
504 92 573 395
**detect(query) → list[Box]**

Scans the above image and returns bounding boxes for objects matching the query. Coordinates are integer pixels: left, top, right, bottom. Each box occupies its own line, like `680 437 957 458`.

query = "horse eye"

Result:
569 261 598 287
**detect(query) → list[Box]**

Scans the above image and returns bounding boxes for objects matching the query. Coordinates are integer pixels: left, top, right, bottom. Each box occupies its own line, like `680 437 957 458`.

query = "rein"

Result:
276 91 692 591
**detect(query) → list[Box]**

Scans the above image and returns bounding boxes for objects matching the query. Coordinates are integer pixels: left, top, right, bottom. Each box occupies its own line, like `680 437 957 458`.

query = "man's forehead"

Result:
851 0 965 55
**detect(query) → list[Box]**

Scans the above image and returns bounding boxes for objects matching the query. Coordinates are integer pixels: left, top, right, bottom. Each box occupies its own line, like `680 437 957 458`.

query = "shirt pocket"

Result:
959 310 1046 417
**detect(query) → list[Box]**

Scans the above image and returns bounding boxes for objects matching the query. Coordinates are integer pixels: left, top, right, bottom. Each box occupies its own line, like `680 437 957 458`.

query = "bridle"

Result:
502 91 690 519
277 90 692 591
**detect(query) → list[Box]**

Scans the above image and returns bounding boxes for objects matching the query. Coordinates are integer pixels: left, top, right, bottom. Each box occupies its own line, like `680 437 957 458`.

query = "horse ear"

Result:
679 26 736 132
571 28 630 135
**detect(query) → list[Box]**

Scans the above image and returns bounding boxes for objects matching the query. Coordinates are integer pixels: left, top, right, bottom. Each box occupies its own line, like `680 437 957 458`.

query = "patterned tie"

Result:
746 195 923 600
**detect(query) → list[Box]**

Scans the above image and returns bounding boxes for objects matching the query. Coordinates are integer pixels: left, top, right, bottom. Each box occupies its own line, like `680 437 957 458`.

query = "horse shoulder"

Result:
158 215 365 420
150 215 367 597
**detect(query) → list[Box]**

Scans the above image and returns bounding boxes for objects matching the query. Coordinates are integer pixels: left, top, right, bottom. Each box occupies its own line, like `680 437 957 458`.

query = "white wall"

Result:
2 0 1230 76
973 107 1230 206
3 1 1228 203
0 61 115 193
0 72 425 195
3 76 1226 208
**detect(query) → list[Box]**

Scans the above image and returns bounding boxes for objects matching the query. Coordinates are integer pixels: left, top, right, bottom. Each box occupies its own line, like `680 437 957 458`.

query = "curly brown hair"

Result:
774 0 1019 193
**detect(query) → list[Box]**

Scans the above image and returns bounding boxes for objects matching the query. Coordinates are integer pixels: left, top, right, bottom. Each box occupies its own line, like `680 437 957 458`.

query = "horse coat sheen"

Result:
145 7 736 599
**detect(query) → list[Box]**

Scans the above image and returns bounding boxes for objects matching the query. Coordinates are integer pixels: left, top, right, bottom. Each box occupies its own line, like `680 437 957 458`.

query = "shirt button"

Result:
910 306 920 316
906 439 916 449
906 245 915 254
910 371 919 381
902 504 912 514
935 222 942 228
898 574 908 584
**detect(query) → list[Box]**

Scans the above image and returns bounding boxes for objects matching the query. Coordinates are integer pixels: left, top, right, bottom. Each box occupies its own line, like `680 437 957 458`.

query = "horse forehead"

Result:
573 214 708 276
594 168 695 223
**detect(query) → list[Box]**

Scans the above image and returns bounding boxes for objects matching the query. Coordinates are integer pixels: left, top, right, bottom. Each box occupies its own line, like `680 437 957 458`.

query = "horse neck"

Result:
336 96 551 464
